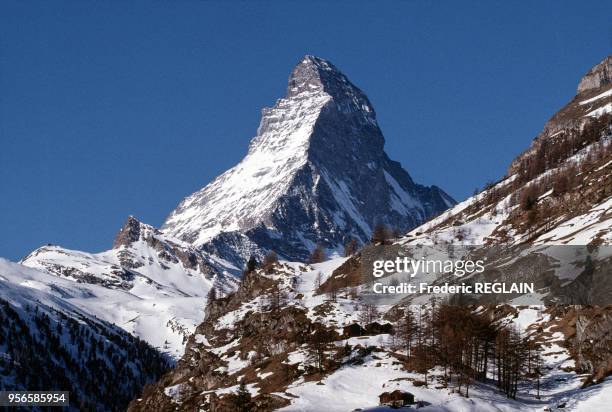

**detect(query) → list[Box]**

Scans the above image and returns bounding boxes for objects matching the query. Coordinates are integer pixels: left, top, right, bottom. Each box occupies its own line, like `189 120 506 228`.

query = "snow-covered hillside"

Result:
22 216 238 297
0 259 169 411
129 56 612 412
162 55 454 267
18 216 239 357
403 57 612 248
128 256 612 412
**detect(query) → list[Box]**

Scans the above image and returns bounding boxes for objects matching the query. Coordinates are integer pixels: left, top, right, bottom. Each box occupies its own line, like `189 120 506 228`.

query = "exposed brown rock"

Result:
113 215 143 249
577 56 612 94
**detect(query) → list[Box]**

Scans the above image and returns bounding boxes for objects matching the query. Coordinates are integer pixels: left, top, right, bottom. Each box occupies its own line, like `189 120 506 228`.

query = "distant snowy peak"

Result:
22 215 238 297
163 55 455 265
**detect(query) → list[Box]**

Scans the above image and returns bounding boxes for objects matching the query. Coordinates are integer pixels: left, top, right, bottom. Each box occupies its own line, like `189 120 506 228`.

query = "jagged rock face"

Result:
128 262 342 412
397 56 612 248
572 308 612 379
577 56 612 94
163 56 454 266
113 215 142 248
22 216 238 297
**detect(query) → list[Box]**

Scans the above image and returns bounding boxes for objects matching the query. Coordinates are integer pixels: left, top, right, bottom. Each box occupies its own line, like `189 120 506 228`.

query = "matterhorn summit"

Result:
162 55 455 265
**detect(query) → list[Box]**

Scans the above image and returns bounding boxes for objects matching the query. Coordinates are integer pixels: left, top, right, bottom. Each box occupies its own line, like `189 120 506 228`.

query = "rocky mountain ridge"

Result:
19 216 239 357
23 215 238 294
162 55 454 267
577 56 612 94
129 56 612 412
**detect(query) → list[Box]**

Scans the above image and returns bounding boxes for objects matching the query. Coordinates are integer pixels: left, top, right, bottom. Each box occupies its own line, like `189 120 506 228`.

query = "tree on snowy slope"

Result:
306 328 334 373
231 380 252 412
397 308 417 358
308 244 326 264
372 224 394 245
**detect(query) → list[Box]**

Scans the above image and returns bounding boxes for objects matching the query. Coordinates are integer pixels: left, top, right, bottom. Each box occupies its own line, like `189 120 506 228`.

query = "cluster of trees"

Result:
359 303 381 325
371 224 400 245
306 328 336 373
344 238 359 256
515 137 608 215
516 113 611 186
287 300 545 401
511 130 610 232
460 114 611 237
308 245 326 264
394 304 544 399
0 299 169 411
230 380 252 412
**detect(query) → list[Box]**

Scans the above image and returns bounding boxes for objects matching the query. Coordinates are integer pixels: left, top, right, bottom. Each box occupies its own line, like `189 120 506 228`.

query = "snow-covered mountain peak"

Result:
163 56 454 266
286 55 377 125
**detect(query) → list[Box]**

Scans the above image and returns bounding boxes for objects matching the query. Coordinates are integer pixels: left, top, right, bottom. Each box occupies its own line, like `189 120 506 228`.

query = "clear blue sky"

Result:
1 1 611 260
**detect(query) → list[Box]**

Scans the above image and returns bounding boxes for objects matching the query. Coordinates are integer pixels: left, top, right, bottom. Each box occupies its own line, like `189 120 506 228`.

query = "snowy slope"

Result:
19 216 239 357
129 55 612 412
162 55 454 266
2 256 204 358
0 259 169 411
22 216 238 297
403 57 612 248
129 256 612 412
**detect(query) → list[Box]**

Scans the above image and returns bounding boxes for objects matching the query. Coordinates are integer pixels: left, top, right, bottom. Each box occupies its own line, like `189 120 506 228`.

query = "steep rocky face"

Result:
561 306 612 382
113 215 143 248
406 56 612 247
162 55 454 267
510 55 612 170
577 56 612 94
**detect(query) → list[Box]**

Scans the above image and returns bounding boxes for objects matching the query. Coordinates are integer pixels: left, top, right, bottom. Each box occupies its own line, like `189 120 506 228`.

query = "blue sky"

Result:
1 1 611 260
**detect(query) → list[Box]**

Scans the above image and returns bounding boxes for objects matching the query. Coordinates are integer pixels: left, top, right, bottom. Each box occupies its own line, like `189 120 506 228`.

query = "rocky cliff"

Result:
162 56 454 267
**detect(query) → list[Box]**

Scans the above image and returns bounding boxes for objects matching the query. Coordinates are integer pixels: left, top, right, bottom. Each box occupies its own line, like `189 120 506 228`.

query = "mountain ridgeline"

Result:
129 56 612 411
3 54 611 412
2 55 455 411
162 56 455 267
